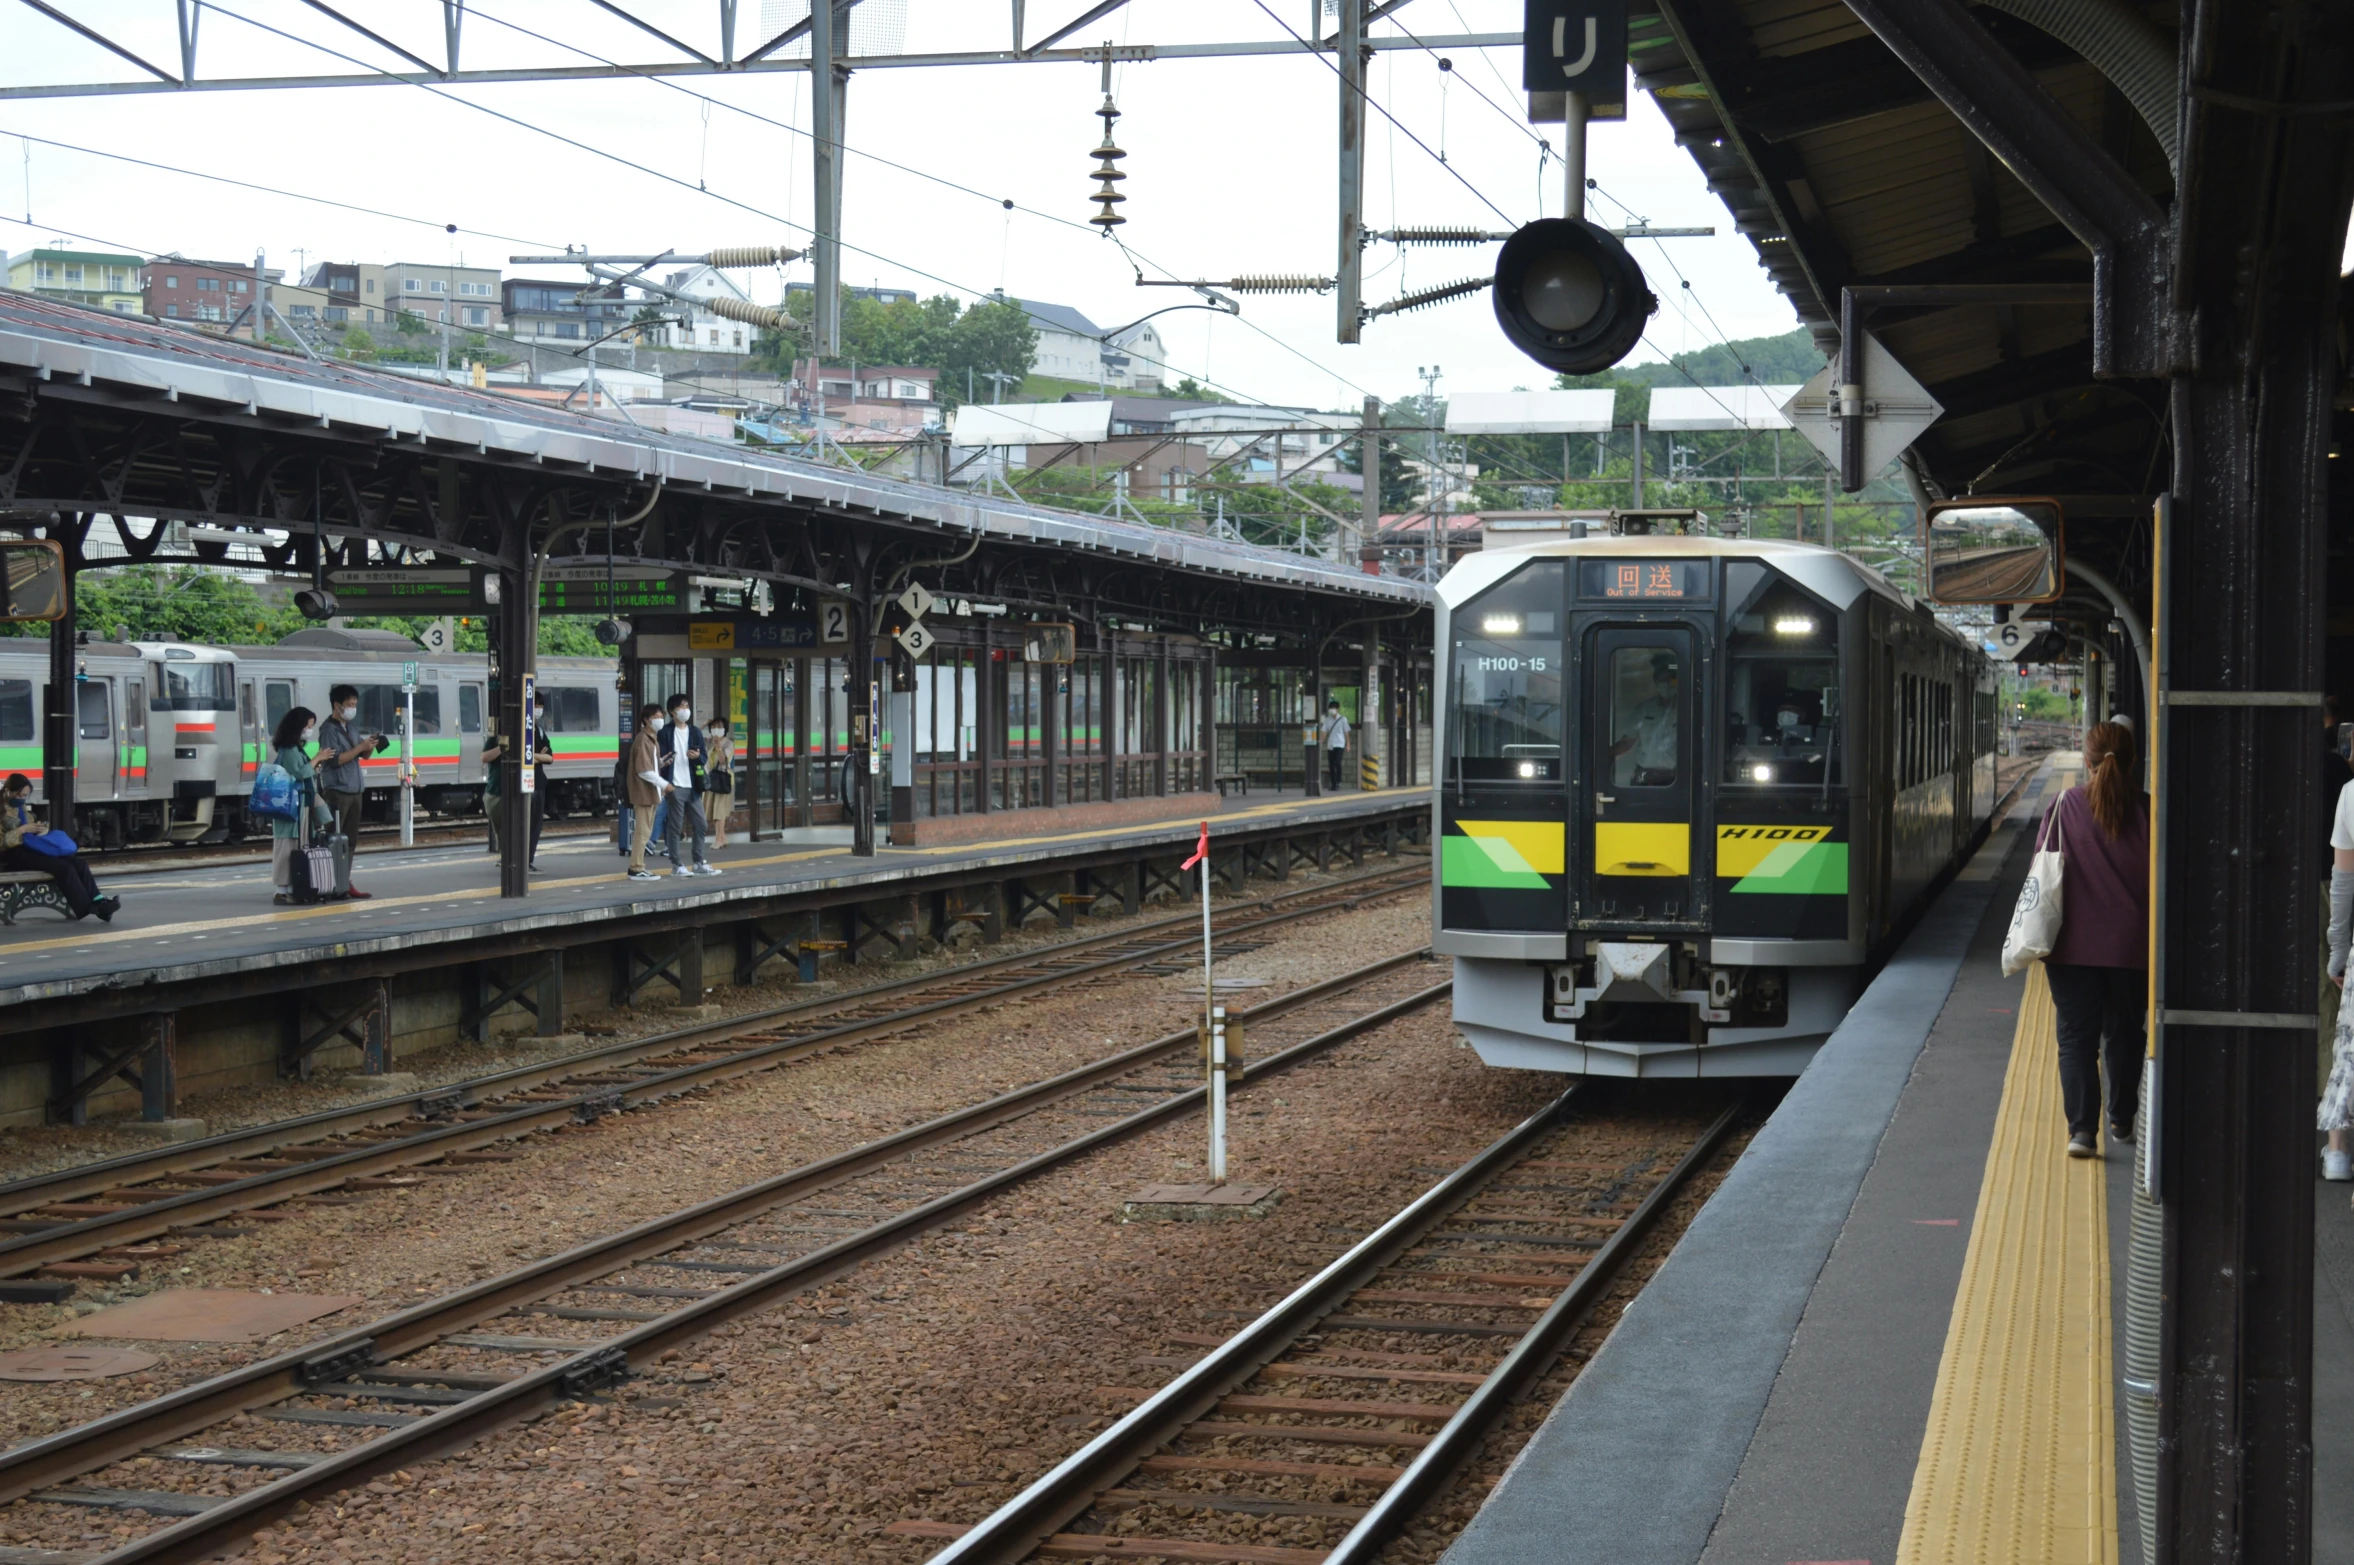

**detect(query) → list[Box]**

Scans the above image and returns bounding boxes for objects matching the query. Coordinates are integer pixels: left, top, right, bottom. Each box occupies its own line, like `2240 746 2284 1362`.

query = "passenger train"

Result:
1435 519 1998 1077
0 629 623 847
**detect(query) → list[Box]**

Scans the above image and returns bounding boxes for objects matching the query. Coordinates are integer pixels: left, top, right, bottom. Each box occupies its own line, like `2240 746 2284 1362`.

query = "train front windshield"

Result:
1722 562 1841 787
1449 562 1566 783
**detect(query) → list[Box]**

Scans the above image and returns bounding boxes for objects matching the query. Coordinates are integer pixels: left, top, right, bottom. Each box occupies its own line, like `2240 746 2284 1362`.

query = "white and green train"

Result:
0 629 622 848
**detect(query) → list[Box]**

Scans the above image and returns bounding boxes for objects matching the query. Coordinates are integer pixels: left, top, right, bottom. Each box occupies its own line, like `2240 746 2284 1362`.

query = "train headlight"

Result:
1772 615 1816 636
1481 614 1523 635
1517 761 1539 778
1751 764 1774 783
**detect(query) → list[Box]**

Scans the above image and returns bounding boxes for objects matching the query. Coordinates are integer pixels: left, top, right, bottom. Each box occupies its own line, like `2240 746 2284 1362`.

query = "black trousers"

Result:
2044 962 2147 1137
2 843 99 917
1326 747 1345 788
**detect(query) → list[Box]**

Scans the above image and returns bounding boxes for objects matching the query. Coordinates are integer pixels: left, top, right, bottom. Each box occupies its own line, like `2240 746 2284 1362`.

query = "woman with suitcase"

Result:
269 707 331 905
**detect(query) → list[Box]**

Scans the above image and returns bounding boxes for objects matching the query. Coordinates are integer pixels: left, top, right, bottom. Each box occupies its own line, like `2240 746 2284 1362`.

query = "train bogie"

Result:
1435 529 1997 1078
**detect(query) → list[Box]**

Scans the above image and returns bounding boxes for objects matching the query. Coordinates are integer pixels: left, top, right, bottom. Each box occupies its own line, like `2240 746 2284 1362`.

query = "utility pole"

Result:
1360 395 1380 570
810 0 844 356
1335 0 1365 343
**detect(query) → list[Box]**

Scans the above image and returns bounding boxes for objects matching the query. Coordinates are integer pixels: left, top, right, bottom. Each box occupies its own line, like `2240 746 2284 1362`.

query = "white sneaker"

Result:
673 866 694 877
2325 1149 2352 1182
692 862 720 876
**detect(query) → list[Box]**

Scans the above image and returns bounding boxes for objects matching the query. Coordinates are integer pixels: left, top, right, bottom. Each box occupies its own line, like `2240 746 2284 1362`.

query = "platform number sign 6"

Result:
819 600 851 647
1522 0 1626 94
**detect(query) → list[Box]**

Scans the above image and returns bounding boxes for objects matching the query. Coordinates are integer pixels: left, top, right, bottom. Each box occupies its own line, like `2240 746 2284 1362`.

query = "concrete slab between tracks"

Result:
1442 766 2056 1565
0 787 1426 1126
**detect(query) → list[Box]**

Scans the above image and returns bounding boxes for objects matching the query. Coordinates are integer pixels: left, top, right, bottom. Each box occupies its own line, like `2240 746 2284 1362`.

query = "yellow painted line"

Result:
1896 963 2118 1565
2 793 1429 959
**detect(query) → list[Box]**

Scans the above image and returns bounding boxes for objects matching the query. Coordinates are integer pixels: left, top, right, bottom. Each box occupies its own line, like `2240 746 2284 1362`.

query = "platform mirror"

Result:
1923 498 2063 605
0 538 66 621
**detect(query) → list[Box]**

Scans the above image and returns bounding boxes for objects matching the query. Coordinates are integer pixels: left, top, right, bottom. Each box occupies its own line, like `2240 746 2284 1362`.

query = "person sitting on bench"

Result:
1 772 118 922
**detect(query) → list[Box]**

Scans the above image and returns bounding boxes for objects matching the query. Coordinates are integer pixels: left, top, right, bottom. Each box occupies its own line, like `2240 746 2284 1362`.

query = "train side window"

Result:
541 687 599 733
0 678 32 743
459 684 483 734
77 681 110 739
401 689 442 735
1446 561 1566 782
265 681 293 734
1723 569 1839 786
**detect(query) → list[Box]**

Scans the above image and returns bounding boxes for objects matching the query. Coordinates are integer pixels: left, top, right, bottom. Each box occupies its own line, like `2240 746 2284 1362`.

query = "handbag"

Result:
249 763 302 822
21 830 75 857
2001 799 2068 976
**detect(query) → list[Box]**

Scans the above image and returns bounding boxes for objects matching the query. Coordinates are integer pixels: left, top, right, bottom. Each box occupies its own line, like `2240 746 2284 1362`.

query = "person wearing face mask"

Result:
1 772 117 922
703 719 736 849
652 695 717 877
268 706 332 905
483 693 556 871
313 684 378 900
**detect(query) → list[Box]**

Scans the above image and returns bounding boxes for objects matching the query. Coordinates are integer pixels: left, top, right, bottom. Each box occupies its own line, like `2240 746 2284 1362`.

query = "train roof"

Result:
278 628 422 652
1436 535 1978 655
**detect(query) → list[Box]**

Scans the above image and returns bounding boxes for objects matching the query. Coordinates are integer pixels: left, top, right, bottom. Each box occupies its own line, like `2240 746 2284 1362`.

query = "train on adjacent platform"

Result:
0 629 622 848
1435 520 1998 1077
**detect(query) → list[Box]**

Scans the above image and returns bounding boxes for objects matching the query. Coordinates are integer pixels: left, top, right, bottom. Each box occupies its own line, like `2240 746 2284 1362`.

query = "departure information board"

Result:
1578 559 1708 600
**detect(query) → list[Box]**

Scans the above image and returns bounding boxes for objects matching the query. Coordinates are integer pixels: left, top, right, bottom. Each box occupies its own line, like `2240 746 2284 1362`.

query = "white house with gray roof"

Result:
1003 295 1168 392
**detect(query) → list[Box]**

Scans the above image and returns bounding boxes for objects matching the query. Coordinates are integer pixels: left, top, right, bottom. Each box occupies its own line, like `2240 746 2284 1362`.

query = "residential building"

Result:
141 257 280 328
787 359 940 434
999 296 1167 391
381 260 503 331
502 278 639 348
6 247 143 313
298 262 401 326
647 265 761 356
1170 404 1360 479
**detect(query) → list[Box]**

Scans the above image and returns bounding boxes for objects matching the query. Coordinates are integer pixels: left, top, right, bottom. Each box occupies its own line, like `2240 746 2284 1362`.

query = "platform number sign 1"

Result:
818 599 852 648
1523 0 1626 96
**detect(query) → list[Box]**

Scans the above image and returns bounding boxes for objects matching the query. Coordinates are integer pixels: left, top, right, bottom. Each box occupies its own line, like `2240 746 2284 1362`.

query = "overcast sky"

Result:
8 0 2243 413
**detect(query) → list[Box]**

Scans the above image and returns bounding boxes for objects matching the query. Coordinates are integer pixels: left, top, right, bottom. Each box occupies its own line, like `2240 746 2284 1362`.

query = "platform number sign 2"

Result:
1523 0 1626 95
818 599 852 647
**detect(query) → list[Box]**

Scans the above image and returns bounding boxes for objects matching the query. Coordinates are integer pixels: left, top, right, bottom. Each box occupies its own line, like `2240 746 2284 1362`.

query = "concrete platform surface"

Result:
0 788 1427 1012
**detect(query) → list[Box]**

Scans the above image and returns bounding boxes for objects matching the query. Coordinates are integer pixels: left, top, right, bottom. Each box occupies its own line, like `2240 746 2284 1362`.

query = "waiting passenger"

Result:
654 694 716 877
705 721 737 849
2040 721 2149 1159
314 684 379 900
623 703 666 882
0 772 117 922
268 706 331 905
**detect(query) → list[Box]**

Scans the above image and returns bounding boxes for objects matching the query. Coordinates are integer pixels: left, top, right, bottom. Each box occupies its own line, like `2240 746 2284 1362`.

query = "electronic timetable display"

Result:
1577 559 1708 600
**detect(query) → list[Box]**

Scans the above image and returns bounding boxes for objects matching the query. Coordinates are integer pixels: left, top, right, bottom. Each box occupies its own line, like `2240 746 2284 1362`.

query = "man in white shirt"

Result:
651 695 718 877
1321 700 1350 790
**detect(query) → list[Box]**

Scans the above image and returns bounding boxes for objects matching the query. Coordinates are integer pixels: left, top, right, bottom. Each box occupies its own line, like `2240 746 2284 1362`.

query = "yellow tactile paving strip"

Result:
1896 962 2118 1565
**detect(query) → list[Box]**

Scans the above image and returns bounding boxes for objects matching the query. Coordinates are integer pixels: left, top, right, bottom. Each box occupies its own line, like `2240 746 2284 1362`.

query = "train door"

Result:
237 679 263 793
122 678 149 797
74 678 114 802
1575 623 1707 929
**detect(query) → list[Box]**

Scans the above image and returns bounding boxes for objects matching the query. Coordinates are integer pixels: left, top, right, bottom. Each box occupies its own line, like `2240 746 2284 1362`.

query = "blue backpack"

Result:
249 764 302 822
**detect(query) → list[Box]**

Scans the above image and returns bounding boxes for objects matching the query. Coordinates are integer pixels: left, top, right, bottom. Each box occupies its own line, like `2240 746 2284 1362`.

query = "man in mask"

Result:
315 684 379 899
653 693 717 877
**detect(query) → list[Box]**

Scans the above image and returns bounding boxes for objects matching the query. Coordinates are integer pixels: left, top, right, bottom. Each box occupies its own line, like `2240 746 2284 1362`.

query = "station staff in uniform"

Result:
1611 653 1681 785
1320 700 1350 790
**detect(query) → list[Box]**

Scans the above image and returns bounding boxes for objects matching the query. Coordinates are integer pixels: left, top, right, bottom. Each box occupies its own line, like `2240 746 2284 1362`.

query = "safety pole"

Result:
1181 822 1223 1183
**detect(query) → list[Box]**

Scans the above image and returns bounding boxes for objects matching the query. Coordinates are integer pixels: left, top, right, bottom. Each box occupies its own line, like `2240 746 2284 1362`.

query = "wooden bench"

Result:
0 869 68 926
1214 772 1250 797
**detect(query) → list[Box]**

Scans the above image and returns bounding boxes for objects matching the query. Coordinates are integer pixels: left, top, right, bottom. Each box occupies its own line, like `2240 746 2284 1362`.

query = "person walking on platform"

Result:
2041 721 2149 1159
623 703 666 882
1 773 117 922
269 707 331 905
654 694 717 877
314 685 377 900
1320 699 1350 791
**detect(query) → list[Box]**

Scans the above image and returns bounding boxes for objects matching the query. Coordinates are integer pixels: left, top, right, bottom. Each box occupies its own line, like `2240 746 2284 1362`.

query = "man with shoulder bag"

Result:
314 684 379 900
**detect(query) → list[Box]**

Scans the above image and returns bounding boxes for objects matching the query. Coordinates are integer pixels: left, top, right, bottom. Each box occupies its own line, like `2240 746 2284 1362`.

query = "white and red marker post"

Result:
1180 821 1227 1184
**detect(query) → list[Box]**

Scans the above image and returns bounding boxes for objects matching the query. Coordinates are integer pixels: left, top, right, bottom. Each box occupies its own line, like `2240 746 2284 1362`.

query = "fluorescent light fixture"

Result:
1772 615 1817 636
1751 764 1774 783
1481 614 1524 635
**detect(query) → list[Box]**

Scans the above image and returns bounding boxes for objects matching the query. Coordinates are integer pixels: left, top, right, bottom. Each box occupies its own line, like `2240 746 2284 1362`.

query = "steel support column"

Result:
848 602 875 857
1836 0 2167 376
2148 3 2354 1559
1335 0 1366 343
40 570 73 834
493 584 530 899
810 0 845 356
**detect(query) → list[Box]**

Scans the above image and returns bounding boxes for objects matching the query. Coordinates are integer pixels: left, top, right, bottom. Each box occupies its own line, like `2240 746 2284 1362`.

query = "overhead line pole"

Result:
1335 0 1366 344
811 0 843 356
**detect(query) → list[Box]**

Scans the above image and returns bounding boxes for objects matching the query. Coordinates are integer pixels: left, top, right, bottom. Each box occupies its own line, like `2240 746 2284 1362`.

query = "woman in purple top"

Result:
2043 721 2150 1158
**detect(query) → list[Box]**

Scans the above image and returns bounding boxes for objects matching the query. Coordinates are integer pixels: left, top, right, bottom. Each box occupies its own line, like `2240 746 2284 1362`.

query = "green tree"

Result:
34 566 310 644
340 326 378 361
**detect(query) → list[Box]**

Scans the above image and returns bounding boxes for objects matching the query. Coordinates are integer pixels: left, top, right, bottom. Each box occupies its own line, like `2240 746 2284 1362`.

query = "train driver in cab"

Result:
1610 652 1681 785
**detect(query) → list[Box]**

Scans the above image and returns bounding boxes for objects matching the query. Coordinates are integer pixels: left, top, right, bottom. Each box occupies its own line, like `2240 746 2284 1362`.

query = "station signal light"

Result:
594 616 632 647
293 587 340 621
1491 218 1656 375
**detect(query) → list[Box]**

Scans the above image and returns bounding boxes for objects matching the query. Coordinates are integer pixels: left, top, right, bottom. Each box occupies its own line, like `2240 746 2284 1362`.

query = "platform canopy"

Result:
1646 385 1803 432
1443 389 1616 435
950 400 1114 446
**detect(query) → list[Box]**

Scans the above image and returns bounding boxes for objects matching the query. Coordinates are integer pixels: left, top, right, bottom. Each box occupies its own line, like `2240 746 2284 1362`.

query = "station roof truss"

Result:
0 293 1427 642
1635 0 2178 584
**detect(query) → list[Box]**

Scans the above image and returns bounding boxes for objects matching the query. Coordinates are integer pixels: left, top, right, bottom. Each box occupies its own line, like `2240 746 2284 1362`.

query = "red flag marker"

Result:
1181 821 1209 871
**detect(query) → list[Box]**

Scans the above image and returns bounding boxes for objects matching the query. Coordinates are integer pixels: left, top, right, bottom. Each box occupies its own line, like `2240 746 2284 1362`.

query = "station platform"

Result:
1443 761 2352 1565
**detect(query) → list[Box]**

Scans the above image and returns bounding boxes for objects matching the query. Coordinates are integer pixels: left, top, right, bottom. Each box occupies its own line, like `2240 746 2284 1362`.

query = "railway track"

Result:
897 1087 1746 1565
0 863 1427 1284
0 951 1453 1564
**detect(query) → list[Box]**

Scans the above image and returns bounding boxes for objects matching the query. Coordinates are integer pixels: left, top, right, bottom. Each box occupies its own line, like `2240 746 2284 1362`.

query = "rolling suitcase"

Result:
288 840 322 905
322 833 353 899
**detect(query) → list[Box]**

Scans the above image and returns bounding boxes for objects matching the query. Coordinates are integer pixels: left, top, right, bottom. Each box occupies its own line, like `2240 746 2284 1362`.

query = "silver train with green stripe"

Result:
1435 521 1998 1077
0 629 620 848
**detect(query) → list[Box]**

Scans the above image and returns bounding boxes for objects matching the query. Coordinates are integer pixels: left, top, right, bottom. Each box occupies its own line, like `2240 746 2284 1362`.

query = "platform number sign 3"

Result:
1522 0 1626 94
818 600 852 647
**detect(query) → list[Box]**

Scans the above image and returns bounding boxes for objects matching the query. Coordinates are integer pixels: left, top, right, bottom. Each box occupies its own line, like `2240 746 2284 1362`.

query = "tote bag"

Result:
249 763 302 822
2001 801 2068 976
